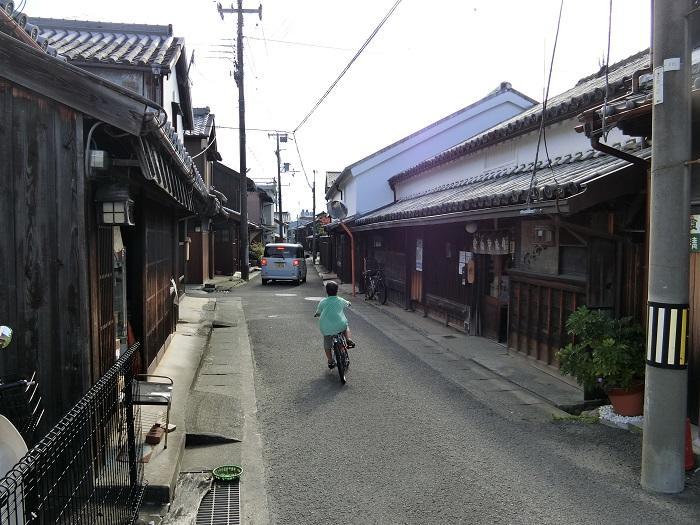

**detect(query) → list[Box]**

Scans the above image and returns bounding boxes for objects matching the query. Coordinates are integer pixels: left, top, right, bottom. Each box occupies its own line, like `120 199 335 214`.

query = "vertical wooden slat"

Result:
54 108 90 406
0 80 18 373
144 204 176 366
97 227 115 377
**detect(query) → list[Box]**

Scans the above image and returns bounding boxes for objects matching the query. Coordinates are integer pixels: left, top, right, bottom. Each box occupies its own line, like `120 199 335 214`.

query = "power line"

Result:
243 36 355 52
216 125 291 133
526 0 564 206
293 0 404 133
602 0 613 140
292 132 313 191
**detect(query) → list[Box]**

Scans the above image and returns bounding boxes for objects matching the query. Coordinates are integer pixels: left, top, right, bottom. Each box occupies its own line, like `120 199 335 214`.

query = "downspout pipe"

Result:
339 221 356 297
590 135 650 169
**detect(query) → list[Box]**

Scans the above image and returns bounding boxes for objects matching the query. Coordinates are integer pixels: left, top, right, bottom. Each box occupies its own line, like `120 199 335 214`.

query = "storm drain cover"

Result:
196 481 240 524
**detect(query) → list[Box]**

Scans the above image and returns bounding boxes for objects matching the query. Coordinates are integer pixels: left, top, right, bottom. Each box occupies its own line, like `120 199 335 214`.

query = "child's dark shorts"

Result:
323 327 349 351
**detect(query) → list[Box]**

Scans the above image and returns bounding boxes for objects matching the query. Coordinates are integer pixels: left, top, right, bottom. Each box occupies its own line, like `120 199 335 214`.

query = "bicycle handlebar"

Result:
0 379 36 392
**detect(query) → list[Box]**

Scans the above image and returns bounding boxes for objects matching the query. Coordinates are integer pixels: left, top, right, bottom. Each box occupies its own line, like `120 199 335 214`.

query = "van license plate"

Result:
275 262 285 268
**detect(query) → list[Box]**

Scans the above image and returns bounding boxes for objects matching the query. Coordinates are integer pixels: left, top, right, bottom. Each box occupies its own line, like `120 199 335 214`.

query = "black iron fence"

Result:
0 343 145 524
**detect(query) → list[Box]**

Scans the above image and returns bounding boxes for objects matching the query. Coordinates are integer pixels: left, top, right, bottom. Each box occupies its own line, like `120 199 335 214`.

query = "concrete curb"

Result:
141 297 215 504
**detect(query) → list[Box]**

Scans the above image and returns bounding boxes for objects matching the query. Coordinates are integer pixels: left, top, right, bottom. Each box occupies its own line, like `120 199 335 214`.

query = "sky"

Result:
27 0 651 219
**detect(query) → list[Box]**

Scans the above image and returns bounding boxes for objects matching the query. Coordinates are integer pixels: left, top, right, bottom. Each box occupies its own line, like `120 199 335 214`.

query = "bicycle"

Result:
330 332 350 385
363 268 388 305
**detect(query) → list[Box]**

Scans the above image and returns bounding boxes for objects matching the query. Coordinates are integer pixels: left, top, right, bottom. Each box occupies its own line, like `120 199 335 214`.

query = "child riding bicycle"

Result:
314 281 356 369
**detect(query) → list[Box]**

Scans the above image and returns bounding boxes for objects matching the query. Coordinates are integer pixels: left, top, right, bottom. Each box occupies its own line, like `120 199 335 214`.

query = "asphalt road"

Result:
237 267 700 525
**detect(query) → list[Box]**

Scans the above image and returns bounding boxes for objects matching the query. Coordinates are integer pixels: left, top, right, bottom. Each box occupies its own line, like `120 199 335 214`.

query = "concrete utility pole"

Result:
642 0 692 493
312 170 317 264
276 134 283 239
267 132 287 240
217 1 262 280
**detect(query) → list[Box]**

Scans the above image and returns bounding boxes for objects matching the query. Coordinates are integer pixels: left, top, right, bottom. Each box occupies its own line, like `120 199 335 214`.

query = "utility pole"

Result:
276 134 283 239
312 170 317 264
641 0 691 493
217 1 262 280
268 132 286 240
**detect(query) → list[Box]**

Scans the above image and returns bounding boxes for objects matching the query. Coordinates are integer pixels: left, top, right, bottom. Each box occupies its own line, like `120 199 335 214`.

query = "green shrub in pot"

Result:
557 306 645 391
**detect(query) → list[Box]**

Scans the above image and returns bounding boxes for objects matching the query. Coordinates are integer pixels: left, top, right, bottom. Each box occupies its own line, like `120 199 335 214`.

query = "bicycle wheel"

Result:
364 276 375 300
334 343 346 384
377 280 388 305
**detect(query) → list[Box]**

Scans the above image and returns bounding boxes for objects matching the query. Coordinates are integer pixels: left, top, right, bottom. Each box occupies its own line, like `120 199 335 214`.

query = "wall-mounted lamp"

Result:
465 222 478 234
95 184 135 226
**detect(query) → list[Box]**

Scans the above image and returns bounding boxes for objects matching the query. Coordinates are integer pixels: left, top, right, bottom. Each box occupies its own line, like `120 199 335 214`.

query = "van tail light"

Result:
293 259 300 267
261 258 267 266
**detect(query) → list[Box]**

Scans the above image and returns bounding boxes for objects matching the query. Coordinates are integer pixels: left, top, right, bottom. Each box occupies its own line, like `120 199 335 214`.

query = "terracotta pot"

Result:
607 383 644 417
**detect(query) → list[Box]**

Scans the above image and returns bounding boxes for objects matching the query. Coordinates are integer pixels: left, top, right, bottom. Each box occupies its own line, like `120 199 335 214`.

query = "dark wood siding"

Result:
0 81 91 428
143 203 176 367
96 227 115 377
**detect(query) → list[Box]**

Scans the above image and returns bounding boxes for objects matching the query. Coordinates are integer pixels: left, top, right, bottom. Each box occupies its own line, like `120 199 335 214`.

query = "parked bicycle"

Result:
363 268 388 305
330 331 351 385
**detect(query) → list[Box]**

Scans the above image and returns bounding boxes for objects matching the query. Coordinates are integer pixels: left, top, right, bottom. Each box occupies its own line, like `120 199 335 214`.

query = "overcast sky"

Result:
28 0 650 218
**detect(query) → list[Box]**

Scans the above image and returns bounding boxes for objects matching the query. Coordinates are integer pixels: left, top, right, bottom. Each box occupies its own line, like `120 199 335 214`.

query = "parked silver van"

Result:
261 243 307 285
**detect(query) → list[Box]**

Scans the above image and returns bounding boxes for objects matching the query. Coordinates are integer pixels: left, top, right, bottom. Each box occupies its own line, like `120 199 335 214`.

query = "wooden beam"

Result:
0 31 145 135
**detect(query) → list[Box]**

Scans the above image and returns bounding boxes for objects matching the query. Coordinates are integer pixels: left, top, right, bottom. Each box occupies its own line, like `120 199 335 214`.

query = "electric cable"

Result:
191 136 217 160
241 36 354 52
293 0 404 133
292 132 314 191
602 0 613 140
526 0 564 206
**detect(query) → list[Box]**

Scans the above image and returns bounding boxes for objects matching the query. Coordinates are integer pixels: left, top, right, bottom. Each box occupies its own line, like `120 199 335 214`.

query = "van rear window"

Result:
264 246 297 258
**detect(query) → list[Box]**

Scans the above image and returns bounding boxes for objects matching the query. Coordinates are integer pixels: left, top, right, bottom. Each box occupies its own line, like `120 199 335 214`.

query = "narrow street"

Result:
230 267 700 524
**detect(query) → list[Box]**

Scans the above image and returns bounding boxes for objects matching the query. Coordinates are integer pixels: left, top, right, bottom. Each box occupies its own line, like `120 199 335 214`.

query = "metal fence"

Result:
0 343 145 524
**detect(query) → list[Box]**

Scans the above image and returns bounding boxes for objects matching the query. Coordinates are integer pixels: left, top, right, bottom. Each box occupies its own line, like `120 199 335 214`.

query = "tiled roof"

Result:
388 50 650 188
29 18 183 69
355 140 651 227
187 107 215 137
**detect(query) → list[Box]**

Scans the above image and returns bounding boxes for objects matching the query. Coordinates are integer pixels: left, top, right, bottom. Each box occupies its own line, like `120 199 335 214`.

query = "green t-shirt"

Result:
315 296 351 336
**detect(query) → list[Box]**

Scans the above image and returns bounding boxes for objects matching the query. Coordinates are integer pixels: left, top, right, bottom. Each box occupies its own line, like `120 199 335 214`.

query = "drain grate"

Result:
196 481 241 525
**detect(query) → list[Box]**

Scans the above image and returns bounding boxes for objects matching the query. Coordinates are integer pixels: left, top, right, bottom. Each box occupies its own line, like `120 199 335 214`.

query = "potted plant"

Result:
557 306 645 416
249 242 265 267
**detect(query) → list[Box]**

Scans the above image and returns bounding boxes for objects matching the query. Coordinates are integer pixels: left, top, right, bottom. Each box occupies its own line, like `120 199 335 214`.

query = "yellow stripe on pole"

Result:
647 306 654 361
680 308 688 365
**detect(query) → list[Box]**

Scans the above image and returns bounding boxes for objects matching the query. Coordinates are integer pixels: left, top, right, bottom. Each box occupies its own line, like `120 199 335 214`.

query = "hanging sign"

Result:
691 215 700 253
467 260 475 284
471 231 513 255
416 239 423 271
458 251 473 275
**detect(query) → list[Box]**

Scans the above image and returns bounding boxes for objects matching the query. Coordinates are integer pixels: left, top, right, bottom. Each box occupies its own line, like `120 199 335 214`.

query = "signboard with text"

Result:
691 215 700 253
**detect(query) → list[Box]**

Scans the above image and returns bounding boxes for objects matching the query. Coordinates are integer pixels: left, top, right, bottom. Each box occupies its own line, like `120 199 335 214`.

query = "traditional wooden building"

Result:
337 50 651 375
184 107 221 282
578 65 700 422
0 12 228 427
210 161 258 275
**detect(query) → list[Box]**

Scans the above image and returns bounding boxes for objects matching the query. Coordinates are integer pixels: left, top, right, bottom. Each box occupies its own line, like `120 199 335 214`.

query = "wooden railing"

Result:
508 271 586 366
